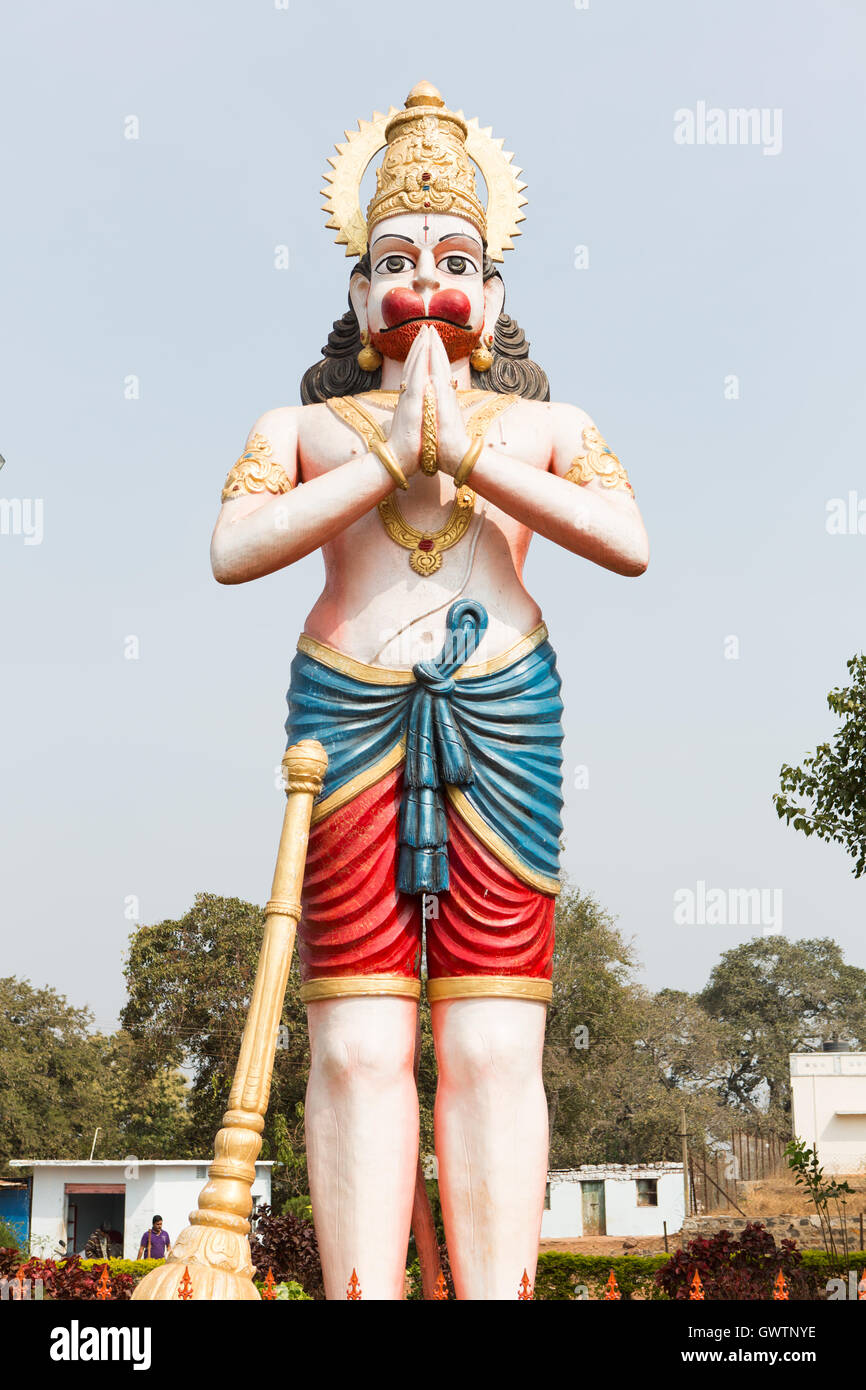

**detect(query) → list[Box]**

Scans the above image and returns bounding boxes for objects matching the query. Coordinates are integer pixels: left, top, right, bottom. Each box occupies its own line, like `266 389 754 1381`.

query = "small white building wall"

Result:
14 1163 272 1260
790 1052 866 1176
541 1164 684 1239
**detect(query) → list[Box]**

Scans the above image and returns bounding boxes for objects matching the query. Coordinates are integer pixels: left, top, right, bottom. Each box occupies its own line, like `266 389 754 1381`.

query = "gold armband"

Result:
370 438 409 491
221 433 293 502
453 436 485 488
565 424 633 495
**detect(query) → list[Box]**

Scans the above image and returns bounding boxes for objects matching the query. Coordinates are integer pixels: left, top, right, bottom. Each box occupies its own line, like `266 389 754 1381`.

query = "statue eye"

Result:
443 256 468 274
376 254 412 274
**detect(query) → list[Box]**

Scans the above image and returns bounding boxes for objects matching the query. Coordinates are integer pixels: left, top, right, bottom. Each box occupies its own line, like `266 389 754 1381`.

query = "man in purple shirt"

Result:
137 1215 171 1261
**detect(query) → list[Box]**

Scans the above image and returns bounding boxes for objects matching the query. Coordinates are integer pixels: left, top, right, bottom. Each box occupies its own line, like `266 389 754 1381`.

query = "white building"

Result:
541 1163 685 1239
790 1050 866 1175
9 1160 273 1261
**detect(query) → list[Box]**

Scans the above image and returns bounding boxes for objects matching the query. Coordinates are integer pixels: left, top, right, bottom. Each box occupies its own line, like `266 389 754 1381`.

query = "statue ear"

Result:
482 273 506 335
349 272 371 335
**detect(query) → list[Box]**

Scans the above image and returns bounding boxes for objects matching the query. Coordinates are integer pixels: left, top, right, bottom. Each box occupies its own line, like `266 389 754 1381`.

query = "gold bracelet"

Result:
370 438 409 491
453 436 484 488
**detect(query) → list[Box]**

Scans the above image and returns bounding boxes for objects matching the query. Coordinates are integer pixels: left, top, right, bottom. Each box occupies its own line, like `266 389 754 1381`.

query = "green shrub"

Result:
535 1252 670 1300
281 1195 313 1222
534 1247 866 1301
255 1278 312 1300
0 1219 22 1251
80 1258 162 1280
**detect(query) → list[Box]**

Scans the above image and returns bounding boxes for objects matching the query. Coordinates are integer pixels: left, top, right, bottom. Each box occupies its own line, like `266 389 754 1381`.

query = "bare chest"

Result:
296 396 552 481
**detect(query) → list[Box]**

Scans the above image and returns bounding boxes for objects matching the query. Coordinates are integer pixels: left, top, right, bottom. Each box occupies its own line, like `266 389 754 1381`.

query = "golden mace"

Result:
132 739 328 1301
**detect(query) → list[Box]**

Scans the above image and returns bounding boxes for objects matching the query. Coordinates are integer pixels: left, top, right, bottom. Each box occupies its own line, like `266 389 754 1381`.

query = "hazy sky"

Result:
1 0 864 1035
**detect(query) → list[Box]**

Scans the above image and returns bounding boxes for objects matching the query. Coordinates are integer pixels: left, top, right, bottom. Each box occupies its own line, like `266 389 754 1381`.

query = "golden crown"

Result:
321 81 527 263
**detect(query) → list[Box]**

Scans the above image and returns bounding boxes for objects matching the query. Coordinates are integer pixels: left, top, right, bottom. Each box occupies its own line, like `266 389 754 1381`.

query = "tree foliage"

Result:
775 653 866 876
10 888 866 1187
543 893 731 1164
120 893 309 1196
0 977 187 1169
699 936 866 1122
0 977 114 1164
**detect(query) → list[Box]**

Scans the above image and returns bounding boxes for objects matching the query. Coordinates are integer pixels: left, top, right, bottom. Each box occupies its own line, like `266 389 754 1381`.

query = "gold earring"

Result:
470 333 494 373
357 329 382 373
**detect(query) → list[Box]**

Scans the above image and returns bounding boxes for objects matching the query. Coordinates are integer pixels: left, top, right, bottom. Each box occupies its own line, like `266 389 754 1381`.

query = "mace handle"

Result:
131 738 327 1300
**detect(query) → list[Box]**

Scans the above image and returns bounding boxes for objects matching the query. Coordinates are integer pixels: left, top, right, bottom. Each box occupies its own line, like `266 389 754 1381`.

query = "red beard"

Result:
371 320 483 363
371 287 482 363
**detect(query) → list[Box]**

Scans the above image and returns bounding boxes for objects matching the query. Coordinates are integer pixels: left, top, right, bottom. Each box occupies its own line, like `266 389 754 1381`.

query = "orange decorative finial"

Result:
95 1264 111 1300
604 1270 622 1300
689 1270 705 1300
262 1268 277 1301
773 1269 789 1300
433 1269 448 1300
518 1269 534 1300
347 1268 362 1300
177 1266 194 1301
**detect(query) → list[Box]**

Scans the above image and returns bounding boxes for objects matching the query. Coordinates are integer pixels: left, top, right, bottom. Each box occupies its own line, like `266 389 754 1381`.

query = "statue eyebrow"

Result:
437 233 483 249
371 234 416 248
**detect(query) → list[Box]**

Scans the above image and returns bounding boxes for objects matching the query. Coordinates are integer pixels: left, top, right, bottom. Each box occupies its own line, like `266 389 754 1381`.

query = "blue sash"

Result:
285 601 563 895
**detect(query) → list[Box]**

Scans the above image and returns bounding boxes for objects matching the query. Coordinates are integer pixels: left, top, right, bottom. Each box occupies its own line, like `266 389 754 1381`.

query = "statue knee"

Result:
310 1020 414 1093
439 1012 542 1092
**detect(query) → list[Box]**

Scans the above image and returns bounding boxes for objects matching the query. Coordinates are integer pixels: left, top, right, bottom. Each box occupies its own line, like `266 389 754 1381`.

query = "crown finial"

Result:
405 81 444 109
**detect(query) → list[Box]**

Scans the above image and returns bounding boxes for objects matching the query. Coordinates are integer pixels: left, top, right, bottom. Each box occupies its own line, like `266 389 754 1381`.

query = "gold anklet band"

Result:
427 975 553 1003
301 974 422 1003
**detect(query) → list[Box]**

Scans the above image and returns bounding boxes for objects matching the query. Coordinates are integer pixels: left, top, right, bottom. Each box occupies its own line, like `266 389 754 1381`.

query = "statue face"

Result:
351 212 500 363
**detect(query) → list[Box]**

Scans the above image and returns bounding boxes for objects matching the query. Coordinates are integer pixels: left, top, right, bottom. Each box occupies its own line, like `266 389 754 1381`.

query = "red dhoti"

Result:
298 767 556 1004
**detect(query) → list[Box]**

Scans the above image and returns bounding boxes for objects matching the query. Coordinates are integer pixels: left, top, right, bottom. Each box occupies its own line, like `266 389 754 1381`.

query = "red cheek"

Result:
381 288 425 328
428 289 472 326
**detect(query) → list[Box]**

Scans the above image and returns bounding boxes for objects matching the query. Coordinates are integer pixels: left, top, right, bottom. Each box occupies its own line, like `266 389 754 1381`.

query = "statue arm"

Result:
209 407 399 585
452 402 649 578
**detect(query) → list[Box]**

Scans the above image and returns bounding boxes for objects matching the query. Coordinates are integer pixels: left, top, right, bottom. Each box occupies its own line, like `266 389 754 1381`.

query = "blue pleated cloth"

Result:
285 600 564 895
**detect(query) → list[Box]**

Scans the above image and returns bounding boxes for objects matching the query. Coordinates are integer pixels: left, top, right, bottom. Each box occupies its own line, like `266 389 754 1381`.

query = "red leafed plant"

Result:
13 1256 135 1301
0 1248 22 1278
251 1205 324 1300
656 1223 810 1301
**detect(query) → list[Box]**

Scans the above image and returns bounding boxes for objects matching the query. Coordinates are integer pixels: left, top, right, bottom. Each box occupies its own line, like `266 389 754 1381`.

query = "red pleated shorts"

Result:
297 767 555 1004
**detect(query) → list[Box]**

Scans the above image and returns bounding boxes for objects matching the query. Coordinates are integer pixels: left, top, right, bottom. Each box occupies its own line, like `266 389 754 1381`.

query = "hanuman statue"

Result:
210 81 648 1300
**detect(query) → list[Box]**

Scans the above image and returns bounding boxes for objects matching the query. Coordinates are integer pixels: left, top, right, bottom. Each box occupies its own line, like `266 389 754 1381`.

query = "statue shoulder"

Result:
506 398 596 448
242 402 331 453
537 400 611 461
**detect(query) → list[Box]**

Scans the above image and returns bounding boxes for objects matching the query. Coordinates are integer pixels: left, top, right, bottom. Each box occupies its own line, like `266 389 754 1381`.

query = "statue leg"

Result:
305 995 419 1300
432 997 548 1300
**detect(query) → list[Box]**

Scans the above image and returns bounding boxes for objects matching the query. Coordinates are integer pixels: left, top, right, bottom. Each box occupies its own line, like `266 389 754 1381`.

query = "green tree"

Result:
698 935 866 1124
104 1030 191 1159
775 653 866 876
0 980 187 1167
543 888 640 1165
121 894 310 1200
0 977 116 1166
591 988 731 1163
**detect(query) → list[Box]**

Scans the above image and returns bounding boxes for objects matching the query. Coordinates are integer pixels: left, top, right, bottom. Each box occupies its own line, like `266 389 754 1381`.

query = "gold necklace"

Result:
378 487 476 575
325 393 518 575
